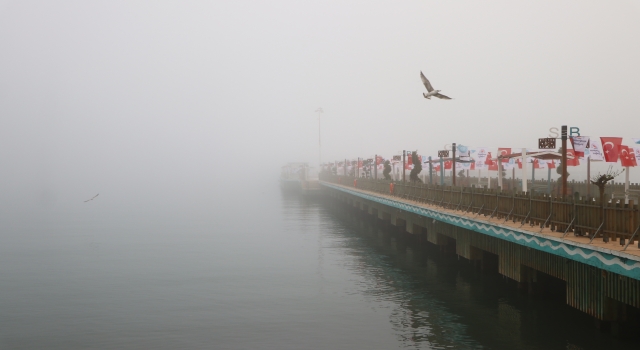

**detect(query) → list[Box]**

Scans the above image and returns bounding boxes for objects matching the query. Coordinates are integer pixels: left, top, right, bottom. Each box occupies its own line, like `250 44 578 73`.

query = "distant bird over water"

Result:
420 71 451 100
84 194 99 203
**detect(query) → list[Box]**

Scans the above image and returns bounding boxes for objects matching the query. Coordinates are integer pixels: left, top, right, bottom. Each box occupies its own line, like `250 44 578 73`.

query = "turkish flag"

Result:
407 153 413 166
485 152 495 166
444 160 452 170
566 150 580 167
533 159 540 169
488 162 498 171
434 164 441 172
620 146 637 167
470 162 475 170
498 148 511 162
547 160 556 169
600 137 623 162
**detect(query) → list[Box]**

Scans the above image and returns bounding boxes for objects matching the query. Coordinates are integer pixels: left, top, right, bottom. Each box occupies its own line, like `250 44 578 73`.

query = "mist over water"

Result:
1 183 638 349
1 2 640 348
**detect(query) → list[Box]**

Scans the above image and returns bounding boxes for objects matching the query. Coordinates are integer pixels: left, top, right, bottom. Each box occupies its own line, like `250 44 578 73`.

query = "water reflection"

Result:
307 196 640 350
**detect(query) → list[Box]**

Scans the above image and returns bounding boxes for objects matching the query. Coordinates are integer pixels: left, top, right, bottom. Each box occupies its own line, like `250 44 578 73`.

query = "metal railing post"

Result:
505 190 516 222
540 195 553 232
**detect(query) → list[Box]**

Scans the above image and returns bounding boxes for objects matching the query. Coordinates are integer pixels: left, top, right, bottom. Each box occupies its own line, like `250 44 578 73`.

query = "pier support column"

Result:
379 211 392 228
395 218 407 234
468 246 483 270
519 266 538 295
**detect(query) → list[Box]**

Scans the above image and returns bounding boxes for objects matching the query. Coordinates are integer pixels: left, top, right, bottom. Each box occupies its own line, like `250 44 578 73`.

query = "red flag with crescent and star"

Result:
566 150 580 167
533 159 541 169
485 152 495 166
600 137 623 162
547 160 556 169
620 145 637 167
498 148 511 162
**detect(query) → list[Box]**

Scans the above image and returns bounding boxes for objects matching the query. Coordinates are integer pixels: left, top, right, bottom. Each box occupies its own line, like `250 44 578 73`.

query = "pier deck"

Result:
322 179 640 323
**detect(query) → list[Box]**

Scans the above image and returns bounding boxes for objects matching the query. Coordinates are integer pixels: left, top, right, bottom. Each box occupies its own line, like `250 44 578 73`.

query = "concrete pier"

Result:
322 181 640 331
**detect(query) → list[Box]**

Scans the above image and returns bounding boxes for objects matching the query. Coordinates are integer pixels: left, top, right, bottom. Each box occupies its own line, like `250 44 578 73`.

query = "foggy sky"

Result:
2 1 640 209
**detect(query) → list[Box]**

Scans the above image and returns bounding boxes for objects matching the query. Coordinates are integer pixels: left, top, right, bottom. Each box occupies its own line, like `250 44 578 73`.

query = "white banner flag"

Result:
460 162 472 169
633 147 640 163
570 136 590 157
474 147 488 169
588 141 605 161
538 161 548 169
457 144 471 161
502 158 517 170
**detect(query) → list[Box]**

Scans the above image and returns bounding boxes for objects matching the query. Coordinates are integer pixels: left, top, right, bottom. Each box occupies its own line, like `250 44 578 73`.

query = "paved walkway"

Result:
325 182 640 259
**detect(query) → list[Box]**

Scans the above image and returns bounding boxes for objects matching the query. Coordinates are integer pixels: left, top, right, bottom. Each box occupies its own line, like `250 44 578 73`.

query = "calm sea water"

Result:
0 184 638 349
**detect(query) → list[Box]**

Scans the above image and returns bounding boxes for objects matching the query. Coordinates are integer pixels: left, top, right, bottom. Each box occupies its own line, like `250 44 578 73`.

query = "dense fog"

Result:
2 1 640 214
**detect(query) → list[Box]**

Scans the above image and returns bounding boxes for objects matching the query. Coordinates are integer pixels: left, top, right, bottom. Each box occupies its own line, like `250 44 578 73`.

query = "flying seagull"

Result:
84 194 99 203
420 71 451 100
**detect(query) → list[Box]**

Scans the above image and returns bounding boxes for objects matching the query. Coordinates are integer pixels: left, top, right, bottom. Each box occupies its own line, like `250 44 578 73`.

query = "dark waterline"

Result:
320 194 640 349
0 186 638 349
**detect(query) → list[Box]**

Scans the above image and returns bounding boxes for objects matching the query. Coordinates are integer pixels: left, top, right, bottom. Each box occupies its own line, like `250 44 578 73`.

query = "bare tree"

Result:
590 166 624 206
590 166 624 242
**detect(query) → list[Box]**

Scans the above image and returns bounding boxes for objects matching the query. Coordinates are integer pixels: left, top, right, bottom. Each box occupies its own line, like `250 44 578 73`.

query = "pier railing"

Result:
321 175 640 246
383 174 639 197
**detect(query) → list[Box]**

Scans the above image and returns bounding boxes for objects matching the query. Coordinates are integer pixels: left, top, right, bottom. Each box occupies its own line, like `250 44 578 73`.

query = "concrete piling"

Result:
321 183 640 333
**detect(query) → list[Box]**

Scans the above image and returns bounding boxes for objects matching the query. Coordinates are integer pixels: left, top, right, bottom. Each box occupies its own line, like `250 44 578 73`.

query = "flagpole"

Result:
625 166 630 204
374 155 377 180
521 148 528 192
587 157 591 198
498 158 503 189
429 156 433 185
561 125 568 198
532 159 535 184
403 151 406 183
315 108 323 167
439 156 444 186
452 143 457 186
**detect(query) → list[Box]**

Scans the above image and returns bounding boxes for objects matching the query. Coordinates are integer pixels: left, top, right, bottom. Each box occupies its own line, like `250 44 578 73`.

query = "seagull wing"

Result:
434 93 451 100
84 194 99 202
420 71 434 92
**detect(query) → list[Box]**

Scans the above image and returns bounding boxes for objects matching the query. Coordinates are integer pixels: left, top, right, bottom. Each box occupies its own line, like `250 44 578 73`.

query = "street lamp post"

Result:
452 143 457 186
429 156 433 185
315 108 323 166
403 150 406 182
561 125 567 198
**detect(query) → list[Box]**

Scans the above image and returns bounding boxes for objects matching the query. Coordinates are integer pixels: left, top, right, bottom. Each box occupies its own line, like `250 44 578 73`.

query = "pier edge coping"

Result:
321 181 640 281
